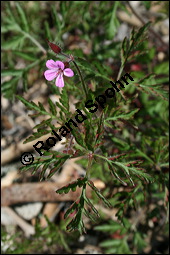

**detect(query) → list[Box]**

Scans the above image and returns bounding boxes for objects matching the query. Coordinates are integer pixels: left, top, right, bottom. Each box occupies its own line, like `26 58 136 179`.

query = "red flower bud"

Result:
46 39 61 54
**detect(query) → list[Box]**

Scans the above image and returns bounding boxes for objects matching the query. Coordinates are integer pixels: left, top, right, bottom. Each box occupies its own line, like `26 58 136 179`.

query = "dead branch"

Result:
1 181 92 206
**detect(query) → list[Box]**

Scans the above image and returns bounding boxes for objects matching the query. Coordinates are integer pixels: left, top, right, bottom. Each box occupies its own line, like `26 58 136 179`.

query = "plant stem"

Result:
116 63 124 81
72 60 88 99
85 154 93 178
60 53 88 99
60 52 70 59
94 153 108 161
116 63 126 100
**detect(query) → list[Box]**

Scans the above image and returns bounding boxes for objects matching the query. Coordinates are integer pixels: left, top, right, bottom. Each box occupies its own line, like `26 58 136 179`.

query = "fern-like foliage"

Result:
56 177 112 234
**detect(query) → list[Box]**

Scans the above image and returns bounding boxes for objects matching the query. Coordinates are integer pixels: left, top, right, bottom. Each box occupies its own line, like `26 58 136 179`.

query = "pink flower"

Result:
44 60 74 87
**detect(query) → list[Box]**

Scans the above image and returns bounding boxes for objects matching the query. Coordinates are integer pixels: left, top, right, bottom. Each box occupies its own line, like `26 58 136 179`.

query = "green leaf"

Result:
133 74 169 101
135 22 151 42
16 95 50 116
2 22 21 33
39 163 50 181
66 209 86 235
120 22 151 65
142 1 151 9
127 167 154 183
48 98 57 116
16 2 29 32
105 109 139 121
20 158 43 172
5 2 18 24
88 180 112 208
84 195 100 217
33 119 52 130
108 1 119 39
1 77 19 99
23 129 51 144
2 35 25 50
84 208 97 222
1 69 23 77
64 201 78 219
93 112 104 147
94 221 123 232
112 162 154 184
20 157 58 179
135 148 154 164
56 177 87 194
134 232 147 252
83 117 97 151
38 102 48 113
12 51 37 61
76 57 96 74
76 57 111 81
65 185 87 234
47 155 71 179
44 21 52 41
154 61 169 75
51 7 63 35
111 162 135 186
108 162 128 186
59 88 69 111
71 126 87 150
121 37 128 64
55 101 68 115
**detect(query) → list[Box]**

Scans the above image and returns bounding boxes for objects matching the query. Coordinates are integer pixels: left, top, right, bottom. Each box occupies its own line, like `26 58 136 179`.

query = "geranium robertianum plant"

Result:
17 22 168 234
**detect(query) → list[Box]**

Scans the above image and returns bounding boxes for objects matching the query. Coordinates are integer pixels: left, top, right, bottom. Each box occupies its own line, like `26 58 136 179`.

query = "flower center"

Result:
56 68 63 76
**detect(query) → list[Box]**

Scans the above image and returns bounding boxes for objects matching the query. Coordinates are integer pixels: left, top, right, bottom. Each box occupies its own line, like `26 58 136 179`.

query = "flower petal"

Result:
46 59 59 69
55 61 64 70
63 68 74 77
44 70 57 81
55 73 64 87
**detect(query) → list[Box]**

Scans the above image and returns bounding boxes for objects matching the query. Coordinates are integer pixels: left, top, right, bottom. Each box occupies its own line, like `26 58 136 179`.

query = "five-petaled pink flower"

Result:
44 60 74 87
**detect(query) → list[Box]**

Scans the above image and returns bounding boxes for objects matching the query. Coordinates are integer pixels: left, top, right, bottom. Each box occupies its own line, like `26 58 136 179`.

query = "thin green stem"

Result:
116 64 124 81
60 52 70 59
116 63 126 100
85 154 93 178
94 153 108 161
60 53 88 99
72 60 88 99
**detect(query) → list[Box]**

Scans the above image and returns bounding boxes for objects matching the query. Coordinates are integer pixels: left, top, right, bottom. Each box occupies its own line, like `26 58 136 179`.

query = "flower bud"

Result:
46 39 61 54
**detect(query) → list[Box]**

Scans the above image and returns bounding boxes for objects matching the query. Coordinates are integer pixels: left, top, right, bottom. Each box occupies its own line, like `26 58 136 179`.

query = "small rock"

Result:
14 202 43 220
